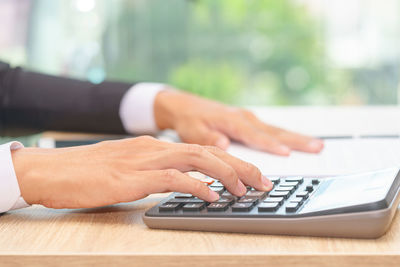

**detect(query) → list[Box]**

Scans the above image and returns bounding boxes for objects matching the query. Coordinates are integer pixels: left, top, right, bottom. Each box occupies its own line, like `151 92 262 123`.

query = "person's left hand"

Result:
154 89 324 156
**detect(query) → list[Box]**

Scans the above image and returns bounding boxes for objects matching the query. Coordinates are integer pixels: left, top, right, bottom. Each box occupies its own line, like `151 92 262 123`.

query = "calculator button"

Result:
305 185 314 192
280 181 299 188
258 202 280 212
263 197 284 205
286 202 301 212
275 186 295 193
182 203 206 212
296 191 309 199
268 177 280 185
207 202 230 211
269 191 291 199
209 186 225 195
291 197 304 204
246 190 267 199
284 177 304 184
174 193 194 199
167 198 204 205
221 191 239 199
238 197 259 204
231 202 254 212
159 203 180 212
211 181 225 187
216 197 235 205
312 179 320 185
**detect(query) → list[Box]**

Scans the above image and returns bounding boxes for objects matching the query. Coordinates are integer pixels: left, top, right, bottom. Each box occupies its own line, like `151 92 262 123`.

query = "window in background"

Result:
1 0 399 106
0 0 30 64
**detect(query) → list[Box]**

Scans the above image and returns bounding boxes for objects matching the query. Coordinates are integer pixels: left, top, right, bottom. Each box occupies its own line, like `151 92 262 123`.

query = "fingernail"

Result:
308 140 323 151
279 145 291 155
216 137 230 150
261 175 273 191
208 190 220 202
235 181 247 196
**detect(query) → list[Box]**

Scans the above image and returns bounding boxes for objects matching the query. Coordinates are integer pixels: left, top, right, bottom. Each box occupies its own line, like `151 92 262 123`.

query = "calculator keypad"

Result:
182 203 206 211
158 177 321 216
258 202 280 212
231 202 254 212
207 202 230 211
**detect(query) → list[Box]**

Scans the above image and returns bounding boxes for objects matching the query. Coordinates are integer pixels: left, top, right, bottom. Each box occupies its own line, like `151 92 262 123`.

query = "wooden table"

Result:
1 106 400 266
1 197 399 266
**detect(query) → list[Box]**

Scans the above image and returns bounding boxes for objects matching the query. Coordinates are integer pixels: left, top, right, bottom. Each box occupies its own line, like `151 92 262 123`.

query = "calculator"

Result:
143 168 400 238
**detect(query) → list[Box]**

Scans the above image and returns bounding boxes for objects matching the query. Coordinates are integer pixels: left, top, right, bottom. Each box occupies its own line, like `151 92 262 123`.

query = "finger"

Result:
204 146 273 191
177 122 230 150
169 143 247 196
272 129 323 153
137 169 220 202
244 112 324 153
123 141 246 196
220 118 291 156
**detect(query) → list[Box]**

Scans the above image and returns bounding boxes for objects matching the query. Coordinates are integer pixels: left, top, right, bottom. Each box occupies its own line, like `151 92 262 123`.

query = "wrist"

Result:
11 148 44 205
154 89 181 130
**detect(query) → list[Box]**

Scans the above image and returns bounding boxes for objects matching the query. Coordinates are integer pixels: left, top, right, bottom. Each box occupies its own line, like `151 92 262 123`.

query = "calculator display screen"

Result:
300 168 399 214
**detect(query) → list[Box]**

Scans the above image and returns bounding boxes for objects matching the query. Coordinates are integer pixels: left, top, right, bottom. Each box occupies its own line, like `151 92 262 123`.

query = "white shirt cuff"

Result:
0 142 30 213
119 83 166 134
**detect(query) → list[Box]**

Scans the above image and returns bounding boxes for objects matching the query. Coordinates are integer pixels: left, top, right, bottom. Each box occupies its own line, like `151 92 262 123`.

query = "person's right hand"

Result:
11 136 272 209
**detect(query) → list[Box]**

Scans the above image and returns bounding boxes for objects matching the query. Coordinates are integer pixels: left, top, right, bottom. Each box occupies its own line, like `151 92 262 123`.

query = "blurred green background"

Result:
1 0 400 108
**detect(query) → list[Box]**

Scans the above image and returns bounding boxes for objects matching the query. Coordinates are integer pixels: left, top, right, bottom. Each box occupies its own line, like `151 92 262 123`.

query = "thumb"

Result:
177 123 231 150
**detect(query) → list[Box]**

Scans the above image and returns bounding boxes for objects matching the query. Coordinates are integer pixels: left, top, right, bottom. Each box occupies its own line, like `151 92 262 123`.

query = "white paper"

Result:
157 106 400 177
227 138 400 176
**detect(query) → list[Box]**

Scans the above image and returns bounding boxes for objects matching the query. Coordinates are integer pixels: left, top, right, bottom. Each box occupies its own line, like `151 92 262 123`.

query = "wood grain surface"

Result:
0 194 399 267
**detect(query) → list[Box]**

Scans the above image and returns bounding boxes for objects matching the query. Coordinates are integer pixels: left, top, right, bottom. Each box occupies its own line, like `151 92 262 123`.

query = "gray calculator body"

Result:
143 168 400 238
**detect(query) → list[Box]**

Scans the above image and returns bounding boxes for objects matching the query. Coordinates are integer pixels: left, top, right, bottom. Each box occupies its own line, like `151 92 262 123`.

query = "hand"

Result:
11 136 272 209
154 89 324 156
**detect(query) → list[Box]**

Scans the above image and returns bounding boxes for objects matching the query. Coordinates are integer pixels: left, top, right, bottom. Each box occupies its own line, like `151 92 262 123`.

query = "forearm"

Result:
0 63 131 135
8 137 270 210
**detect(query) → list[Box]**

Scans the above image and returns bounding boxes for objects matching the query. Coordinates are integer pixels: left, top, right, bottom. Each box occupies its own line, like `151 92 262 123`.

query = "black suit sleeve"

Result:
0 61 133 135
